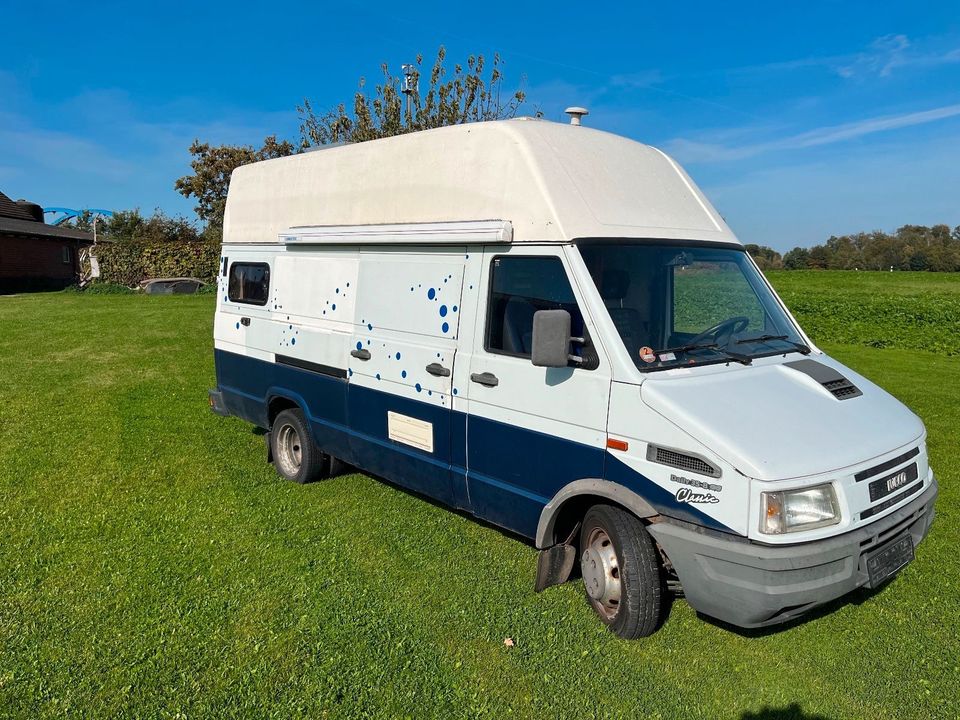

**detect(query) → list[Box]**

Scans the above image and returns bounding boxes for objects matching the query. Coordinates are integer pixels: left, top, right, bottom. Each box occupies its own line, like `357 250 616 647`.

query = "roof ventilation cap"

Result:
564 106 589 126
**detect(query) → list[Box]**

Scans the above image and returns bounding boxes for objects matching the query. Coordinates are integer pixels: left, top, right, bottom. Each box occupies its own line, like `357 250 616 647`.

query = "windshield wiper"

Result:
735 334 811 355
655 342 753 366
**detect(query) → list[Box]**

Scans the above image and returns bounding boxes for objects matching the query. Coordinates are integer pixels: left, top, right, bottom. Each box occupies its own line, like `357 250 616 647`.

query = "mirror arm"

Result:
570 336 586 345
567 354 584 365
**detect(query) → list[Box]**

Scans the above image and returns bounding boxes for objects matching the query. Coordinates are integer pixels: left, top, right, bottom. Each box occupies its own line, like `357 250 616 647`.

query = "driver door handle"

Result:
350 349 371 360
470 372 499 387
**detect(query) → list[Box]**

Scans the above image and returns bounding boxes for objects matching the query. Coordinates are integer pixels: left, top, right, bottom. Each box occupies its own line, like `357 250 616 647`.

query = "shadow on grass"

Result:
742 703 832 719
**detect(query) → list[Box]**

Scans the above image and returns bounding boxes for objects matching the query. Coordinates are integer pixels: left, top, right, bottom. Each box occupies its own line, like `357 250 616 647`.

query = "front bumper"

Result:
648 476 938 628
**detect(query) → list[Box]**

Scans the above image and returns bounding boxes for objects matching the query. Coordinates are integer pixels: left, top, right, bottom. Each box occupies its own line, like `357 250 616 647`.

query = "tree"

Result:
782 247 810 270
744 244 783 270
174 135 294 233
298 46 526 147
71 208 200 243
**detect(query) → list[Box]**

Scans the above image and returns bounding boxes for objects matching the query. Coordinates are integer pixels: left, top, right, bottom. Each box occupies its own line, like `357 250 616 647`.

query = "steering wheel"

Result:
687 316 750 347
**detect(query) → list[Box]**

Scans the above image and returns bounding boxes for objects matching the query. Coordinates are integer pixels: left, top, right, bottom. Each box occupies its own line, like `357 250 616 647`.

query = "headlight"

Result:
760 483 841 534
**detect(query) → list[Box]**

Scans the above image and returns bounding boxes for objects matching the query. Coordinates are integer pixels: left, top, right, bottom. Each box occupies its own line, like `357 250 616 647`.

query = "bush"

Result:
93 241 220 287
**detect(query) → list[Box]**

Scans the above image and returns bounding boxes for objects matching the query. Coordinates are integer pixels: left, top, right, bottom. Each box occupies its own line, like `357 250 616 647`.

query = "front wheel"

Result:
270 408 330 483
580 504 666 639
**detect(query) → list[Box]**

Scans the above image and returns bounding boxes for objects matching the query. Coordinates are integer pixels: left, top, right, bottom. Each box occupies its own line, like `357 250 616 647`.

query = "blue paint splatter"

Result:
452 305 458 313
376 373 381 380
367 323 373 331
291 337 296 345
289 325 293 329
428 390 433 396
235 322 240 329
410 287 414 292
346 282 350 287
336 288 340 294
441 322 449 333
348 368 353 377
453 388 458 395
415 383 422 392
439 305 448 317
332 304 336 310
401 370 407 378
437 352 441 358
395 352 401 360
444 278 448 283
427 288 436 300
356 341 363 351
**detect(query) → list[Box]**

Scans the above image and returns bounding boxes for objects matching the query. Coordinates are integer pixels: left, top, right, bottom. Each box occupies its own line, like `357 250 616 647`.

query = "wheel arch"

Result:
265 388 310 428
535 479 658 549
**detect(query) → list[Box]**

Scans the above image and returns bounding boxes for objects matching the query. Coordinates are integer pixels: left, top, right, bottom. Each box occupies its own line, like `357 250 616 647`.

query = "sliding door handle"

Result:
350 349 371 360
470 372 499 387
425 362 451 377
240 317 251 327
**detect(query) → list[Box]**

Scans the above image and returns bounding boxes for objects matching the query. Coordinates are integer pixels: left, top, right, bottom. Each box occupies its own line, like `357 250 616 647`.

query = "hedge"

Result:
93 241 221 287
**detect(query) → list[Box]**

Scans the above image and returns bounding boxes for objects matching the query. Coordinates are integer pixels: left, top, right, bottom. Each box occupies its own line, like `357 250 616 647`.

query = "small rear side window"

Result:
228 262 270 305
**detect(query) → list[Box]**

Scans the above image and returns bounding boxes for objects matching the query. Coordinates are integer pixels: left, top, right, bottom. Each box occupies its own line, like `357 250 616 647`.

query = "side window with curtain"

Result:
485 255 592 365
228 262 270 305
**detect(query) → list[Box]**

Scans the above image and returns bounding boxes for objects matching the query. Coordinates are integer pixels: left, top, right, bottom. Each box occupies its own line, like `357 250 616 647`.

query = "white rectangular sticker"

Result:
387 411 434 453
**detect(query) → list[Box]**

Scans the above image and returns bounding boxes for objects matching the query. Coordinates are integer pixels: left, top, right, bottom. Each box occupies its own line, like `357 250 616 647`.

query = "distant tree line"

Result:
747 224 960 272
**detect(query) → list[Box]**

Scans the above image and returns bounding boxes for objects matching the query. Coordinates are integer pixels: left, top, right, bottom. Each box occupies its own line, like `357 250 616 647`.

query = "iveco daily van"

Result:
208 117 937 638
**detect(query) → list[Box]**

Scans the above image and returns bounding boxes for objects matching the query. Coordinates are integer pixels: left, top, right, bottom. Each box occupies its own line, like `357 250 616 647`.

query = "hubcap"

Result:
275 422 302 477
581 527 621 620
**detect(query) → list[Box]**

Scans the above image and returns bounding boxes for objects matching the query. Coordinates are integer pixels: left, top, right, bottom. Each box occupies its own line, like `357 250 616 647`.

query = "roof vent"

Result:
784 359 863 400
565 106 589 126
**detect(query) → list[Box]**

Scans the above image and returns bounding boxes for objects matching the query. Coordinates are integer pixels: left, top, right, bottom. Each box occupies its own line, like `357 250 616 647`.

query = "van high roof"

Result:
223 118 739 246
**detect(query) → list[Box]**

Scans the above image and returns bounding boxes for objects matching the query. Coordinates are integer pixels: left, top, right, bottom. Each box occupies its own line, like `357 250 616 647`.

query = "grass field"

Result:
0 271 957 719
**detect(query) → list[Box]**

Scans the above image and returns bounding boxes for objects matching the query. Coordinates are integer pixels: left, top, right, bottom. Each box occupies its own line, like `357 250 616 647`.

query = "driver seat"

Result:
600 270 648 360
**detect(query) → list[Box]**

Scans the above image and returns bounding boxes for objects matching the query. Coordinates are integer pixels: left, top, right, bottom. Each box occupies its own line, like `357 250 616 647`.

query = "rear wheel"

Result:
270 408 329 483
580 504 665 639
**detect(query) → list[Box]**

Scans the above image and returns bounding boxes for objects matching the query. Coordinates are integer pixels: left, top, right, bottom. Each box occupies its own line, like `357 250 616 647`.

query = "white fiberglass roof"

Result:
223 118 739 246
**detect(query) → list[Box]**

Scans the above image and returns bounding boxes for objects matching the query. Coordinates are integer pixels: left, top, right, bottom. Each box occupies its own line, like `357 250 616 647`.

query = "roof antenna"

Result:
565 106 589 126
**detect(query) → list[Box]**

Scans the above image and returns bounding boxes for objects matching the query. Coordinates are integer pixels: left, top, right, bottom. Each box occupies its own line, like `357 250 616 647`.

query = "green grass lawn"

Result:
0 272 957 719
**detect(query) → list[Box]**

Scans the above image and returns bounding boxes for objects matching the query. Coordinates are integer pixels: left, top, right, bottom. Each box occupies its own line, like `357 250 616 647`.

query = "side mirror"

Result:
532 309 572 368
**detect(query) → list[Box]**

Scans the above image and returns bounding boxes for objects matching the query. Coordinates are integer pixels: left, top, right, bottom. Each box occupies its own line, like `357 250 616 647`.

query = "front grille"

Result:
861 481 923 520
646 444 721 478
868 463 919 502
855 447 920 482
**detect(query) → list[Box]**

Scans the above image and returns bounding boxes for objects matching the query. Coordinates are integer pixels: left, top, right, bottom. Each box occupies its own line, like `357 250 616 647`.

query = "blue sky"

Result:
1 1 958 250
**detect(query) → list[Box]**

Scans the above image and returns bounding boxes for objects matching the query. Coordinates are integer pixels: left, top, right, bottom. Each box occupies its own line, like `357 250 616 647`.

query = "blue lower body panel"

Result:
214 349 733 540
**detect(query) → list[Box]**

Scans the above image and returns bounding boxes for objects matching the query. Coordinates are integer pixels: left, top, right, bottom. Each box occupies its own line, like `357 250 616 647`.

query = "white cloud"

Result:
666 103 960 164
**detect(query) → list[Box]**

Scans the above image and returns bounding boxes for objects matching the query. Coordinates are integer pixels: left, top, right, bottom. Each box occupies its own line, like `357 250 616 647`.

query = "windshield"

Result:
578 242 808 372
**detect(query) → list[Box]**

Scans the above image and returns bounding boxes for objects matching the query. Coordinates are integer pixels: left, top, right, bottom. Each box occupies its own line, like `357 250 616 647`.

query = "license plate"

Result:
866 533 914 588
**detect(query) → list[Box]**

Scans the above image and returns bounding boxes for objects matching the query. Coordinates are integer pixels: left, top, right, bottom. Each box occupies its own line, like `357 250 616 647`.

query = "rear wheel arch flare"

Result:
536 479 658 549
267 394 304 427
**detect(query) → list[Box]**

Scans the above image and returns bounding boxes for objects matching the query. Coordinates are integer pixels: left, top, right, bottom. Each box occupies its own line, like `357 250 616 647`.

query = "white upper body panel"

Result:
223 119 738 246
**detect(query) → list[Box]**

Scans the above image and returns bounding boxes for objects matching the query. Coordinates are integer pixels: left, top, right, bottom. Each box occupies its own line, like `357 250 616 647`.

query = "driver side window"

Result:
672 262 765 337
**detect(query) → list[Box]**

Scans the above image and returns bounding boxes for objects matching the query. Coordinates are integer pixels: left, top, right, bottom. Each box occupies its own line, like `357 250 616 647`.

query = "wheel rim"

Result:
275 422 302 477
581 526 621 620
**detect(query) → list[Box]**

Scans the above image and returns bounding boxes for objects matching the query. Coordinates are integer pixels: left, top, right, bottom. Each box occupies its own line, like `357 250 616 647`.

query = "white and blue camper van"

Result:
209 117 937 638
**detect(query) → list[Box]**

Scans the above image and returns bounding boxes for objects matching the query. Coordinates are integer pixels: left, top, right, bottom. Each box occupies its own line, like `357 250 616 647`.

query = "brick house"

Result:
0 191 95 293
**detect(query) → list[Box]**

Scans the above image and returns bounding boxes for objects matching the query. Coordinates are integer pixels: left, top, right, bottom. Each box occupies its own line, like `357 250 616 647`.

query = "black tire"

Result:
270 408 330 484
579 504 665 639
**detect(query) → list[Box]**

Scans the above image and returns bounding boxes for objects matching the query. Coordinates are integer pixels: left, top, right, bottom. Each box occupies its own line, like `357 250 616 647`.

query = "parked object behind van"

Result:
208 118 937 638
